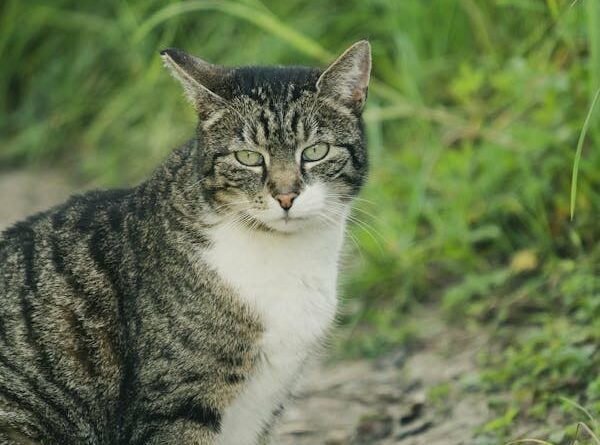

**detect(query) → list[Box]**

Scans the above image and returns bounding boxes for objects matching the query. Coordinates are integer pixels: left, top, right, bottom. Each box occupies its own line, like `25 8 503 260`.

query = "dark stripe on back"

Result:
0 316 5 343
19 225 37 292
0 353 69 442
51 236 106 318
76 202 97 233
107 205 124 231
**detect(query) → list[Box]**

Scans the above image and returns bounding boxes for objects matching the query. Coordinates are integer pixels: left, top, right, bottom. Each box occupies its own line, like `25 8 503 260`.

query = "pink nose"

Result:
274 193 298 210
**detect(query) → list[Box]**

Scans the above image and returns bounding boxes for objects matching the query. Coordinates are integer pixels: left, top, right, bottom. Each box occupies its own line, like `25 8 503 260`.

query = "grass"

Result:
1 0 599 443
570 86 600 219
506 398 600 444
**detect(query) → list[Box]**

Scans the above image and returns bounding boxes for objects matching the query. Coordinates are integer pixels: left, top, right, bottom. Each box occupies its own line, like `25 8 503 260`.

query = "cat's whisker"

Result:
344 213 385 241
216 207 254 232
324 207 385 254
224 212 254 233
344 229 365 262
324 195 384 224
326 202 385 235
344 204 386 225
317 213 364 262
325 193 377 206
235 211 261 232
211 199 253 212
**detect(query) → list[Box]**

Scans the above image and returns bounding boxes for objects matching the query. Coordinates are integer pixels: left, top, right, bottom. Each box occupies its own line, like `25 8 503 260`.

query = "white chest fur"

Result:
204 221 345 444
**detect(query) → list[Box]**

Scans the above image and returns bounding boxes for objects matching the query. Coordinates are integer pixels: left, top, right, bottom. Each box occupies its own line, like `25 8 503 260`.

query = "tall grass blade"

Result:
559 397 600 433
574 422 600 445
570 86 600 220
134 1 331 61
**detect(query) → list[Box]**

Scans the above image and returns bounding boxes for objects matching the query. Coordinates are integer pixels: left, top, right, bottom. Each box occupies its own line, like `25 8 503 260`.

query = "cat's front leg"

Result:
122 366 243 445
126 281 264 445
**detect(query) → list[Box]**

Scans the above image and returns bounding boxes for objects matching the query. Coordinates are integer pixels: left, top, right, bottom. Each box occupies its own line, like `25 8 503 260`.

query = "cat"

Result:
0 40 371 445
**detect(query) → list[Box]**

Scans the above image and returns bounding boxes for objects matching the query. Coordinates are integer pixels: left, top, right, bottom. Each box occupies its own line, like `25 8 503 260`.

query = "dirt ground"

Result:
0 168 496 445
272 319 491 445
0 169 75 228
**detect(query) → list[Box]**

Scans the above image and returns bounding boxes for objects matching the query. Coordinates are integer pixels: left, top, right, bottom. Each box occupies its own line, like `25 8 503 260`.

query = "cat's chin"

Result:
257 216 313 234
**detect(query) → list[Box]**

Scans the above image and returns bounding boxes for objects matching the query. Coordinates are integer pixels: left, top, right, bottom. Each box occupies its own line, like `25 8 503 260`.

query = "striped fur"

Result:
0 41 370 444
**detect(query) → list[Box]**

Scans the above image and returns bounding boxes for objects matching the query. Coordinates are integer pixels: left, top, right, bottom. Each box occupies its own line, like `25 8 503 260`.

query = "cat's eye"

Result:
301 143 329 162
235 150 264 167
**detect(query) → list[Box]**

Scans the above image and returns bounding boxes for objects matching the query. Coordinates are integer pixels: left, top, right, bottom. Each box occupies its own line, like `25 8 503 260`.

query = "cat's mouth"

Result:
229 211 310 234
255 213 315 233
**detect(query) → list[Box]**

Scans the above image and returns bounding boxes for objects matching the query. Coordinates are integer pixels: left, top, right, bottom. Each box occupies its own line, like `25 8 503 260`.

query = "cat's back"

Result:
0 187 136 312
0 187 137 444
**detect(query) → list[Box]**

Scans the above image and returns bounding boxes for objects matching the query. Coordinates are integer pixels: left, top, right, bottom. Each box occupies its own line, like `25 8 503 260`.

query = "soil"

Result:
0 168 75 228
271 316 491 445
0 168 498 445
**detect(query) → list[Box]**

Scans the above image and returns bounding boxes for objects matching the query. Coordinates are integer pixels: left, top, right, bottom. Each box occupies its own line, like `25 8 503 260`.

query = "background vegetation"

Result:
1 0 598 443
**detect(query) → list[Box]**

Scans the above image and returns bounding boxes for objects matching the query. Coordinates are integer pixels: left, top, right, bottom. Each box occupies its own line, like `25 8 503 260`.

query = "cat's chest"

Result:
203 224 343 351
203 224 344 444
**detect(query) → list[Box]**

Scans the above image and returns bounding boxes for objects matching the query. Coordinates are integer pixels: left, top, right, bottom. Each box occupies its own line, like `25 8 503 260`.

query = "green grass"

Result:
571 86 600 219
1 0 600 442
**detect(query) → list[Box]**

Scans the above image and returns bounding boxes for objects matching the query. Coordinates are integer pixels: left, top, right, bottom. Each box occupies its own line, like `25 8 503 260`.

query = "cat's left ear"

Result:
160 48 229 116
316 40 372 113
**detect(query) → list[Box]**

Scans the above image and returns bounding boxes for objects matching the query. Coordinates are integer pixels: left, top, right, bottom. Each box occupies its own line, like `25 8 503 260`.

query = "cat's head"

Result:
161 41 371 233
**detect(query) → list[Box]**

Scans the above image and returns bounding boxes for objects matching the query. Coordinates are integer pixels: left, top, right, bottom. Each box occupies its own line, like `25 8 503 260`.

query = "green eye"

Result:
234 150 264 166
302 143 329 162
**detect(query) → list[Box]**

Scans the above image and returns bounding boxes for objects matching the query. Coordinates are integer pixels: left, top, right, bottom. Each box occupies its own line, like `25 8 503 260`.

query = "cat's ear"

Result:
316 40 372 113
160 48 229 116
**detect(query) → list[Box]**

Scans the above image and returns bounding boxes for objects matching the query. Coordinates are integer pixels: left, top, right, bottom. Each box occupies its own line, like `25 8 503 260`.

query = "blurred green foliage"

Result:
1 0 599 441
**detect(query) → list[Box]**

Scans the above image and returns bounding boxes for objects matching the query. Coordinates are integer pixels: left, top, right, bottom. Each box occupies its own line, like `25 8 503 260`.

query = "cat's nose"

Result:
274 192 298 210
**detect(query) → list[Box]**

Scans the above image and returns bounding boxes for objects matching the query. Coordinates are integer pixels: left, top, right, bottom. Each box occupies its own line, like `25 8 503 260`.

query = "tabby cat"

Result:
0 40 371 444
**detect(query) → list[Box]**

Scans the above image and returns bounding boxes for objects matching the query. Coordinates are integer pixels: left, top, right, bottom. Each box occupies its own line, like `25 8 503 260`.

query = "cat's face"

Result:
162 41 371 233
196 83 367 233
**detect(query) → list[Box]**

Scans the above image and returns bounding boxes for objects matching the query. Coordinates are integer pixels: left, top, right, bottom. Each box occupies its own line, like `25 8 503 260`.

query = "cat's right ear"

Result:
160 48 229 116
316 40 371 113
